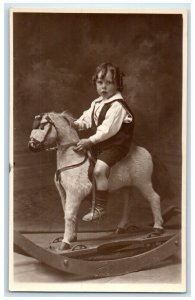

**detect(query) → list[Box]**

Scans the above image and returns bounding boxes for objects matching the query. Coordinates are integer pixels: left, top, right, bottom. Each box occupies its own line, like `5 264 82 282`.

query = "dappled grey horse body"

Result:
29 112 163 249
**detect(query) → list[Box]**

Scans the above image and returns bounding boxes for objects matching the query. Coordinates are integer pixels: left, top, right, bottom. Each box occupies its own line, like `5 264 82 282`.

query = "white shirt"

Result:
75 92 133 144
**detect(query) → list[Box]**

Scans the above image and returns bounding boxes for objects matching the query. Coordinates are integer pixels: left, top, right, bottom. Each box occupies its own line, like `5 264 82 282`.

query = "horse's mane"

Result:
60 111 76 125
47 111 77 132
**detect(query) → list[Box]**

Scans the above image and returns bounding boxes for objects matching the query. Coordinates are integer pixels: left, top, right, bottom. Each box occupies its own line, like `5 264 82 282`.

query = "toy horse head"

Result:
28 111 78 152
28 113 58 152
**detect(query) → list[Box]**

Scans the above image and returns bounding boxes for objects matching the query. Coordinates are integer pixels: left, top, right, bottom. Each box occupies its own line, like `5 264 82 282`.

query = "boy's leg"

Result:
94 160 110 190
82 160 110 221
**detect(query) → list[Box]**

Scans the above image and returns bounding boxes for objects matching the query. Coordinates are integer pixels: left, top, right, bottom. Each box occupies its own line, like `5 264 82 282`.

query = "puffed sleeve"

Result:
74 103 94 130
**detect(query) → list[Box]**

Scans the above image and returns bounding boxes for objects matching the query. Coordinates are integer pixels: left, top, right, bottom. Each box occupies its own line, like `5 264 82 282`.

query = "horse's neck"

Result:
56 146 83 169
56 125 80 168
57 123 79 146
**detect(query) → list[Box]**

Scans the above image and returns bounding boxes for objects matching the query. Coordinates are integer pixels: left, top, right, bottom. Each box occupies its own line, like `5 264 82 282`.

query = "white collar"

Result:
94 91 124 104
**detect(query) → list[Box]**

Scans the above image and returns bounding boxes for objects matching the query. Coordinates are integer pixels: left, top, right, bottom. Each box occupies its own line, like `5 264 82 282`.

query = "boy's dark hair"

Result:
92 62 125 92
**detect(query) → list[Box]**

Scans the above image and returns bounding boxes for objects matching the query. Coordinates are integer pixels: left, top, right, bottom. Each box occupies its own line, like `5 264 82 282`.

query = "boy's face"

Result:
96 70 118 99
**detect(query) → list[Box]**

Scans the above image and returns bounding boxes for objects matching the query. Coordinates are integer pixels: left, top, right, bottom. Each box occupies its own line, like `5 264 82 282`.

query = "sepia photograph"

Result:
9 8 187 292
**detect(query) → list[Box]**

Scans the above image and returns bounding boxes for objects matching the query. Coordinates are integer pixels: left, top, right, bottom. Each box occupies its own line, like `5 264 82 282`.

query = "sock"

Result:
96 190 108 206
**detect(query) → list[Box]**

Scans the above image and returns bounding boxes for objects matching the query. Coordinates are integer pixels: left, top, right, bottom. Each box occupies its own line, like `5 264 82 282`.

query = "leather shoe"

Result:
82 207 106 221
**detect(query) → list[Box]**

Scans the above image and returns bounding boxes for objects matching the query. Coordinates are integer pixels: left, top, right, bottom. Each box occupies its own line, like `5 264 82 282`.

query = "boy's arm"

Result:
74 106 93 130
89 102 131 144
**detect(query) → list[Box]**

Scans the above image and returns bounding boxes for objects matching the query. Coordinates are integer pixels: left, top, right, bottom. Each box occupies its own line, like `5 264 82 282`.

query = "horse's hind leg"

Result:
117 187 134 231
138 182 163 230
116 188 130 231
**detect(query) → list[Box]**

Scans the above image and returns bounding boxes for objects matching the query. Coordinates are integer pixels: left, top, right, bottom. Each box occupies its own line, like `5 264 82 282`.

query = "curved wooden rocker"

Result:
14 228 181 278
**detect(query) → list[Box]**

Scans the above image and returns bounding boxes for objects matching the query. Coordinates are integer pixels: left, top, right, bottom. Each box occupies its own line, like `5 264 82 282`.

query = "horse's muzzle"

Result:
28 138 42 152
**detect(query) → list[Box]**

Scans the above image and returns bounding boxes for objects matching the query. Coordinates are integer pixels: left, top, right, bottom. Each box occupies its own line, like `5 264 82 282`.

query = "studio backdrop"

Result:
13 11 183 232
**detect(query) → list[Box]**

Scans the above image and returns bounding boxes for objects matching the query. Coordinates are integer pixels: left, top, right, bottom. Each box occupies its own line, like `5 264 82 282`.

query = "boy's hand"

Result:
72 121 79 130
74 139 93 152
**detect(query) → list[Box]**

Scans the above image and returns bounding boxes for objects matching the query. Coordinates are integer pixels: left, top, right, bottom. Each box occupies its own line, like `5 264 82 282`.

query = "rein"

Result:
56 152 88 182
55 147 92 219
55 147 89 201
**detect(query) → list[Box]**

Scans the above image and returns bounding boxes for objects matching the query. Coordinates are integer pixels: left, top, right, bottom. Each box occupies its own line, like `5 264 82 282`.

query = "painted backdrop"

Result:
13 12 183 232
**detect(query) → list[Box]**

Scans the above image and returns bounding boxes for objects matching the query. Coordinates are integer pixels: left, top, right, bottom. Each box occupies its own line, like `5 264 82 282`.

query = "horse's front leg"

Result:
54 176 66 211
58 191 83 250
55 175 78 250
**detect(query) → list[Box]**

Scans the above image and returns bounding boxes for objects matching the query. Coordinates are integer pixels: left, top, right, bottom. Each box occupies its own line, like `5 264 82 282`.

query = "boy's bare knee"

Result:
94 166 104 178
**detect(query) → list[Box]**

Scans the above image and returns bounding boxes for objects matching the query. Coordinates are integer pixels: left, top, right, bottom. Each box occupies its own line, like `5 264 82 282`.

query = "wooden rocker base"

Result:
14 229 181 278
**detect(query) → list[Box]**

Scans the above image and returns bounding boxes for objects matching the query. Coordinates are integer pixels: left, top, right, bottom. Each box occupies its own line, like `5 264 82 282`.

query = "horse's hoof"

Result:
57 242 71 251
70 236 77 242
153 228 164 235
147 228 164 238
50 236 77 247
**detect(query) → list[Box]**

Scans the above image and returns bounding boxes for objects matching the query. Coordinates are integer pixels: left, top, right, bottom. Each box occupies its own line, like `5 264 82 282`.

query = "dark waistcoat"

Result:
90 99 134 151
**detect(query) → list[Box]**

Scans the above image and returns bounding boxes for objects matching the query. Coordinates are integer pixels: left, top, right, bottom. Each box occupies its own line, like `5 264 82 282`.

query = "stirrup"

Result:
82 206 106 222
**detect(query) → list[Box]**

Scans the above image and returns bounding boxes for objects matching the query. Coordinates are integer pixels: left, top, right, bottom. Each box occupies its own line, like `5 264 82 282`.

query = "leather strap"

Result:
56 152 88 182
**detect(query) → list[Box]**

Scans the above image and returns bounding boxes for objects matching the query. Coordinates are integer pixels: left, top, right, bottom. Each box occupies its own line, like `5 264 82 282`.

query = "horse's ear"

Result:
61 111 68 120
61 111 71 126
61 111 67 118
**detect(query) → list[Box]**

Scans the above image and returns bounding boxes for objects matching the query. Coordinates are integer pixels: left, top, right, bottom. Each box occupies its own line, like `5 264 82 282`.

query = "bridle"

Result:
29 113 57 151
29 113 77 152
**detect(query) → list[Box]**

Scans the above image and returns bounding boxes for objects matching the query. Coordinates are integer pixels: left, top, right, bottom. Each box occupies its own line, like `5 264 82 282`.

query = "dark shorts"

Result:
92 145 130 167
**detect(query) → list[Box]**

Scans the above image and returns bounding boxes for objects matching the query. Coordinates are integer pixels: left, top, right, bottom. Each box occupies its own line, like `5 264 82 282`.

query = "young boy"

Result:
74 62 134 221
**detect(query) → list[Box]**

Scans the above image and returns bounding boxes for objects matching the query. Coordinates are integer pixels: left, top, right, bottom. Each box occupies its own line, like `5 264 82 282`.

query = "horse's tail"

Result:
151 155 175 201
